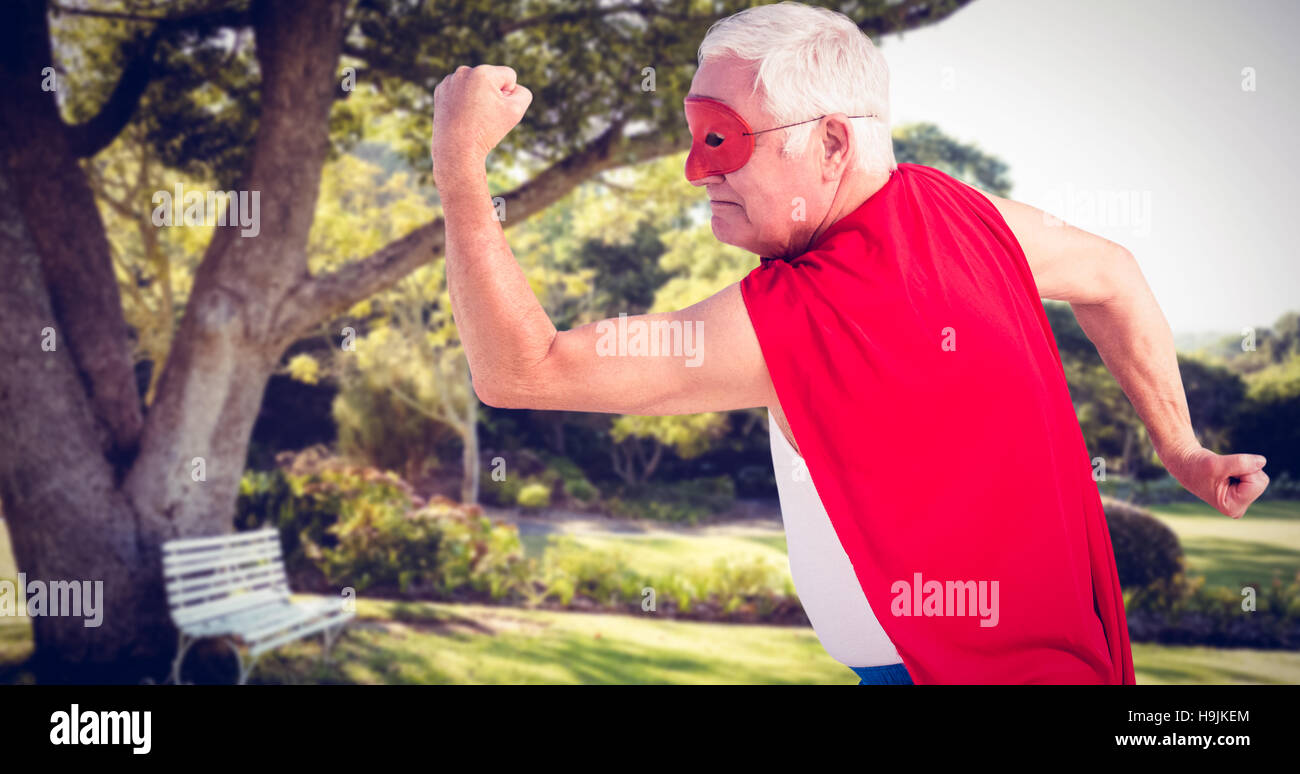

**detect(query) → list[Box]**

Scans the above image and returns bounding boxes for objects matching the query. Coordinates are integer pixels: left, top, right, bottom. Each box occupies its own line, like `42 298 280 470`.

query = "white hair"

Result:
697 1 897 176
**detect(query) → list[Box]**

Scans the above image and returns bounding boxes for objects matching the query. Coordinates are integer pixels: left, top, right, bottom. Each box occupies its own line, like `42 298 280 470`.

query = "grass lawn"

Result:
1131 641 1300 685
0 522 14 587
2 500 1298 684
4 596 1298 685
1145 499 1300 590
524 529 794 588
254 599 1300 685
258 598 857 685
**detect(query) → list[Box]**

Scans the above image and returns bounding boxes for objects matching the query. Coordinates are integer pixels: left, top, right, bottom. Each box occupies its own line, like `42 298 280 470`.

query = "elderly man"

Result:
430 2 1269 684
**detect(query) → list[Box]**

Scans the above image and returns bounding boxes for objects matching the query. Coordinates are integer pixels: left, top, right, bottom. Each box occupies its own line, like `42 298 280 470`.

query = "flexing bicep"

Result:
484 282 776 415
982 192 1131 305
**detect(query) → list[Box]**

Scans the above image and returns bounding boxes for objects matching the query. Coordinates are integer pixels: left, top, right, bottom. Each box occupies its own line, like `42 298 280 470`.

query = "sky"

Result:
876 0 1300 335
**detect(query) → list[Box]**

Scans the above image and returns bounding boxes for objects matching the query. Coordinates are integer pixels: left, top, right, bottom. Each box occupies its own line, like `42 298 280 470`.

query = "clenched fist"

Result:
1163 445 1269 519
431 64 532 186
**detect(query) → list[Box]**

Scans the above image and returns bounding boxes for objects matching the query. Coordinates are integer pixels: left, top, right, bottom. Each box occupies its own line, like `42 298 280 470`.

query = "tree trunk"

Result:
0 0 348 682
0 168 171 683
0 0 764 680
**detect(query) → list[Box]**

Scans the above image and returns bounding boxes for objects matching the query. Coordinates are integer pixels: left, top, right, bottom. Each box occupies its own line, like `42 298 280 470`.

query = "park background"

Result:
1 0 1298 684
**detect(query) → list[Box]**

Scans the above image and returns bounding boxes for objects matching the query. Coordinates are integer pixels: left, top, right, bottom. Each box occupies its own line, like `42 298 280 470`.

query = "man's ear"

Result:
821 113 854 180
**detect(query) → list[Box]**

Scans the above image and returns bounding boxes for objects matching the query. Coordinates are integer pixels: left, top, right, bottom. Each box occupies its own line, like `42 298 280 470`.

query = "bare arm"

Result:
985 193 1269 518
433 66 773 417
440 168 772 415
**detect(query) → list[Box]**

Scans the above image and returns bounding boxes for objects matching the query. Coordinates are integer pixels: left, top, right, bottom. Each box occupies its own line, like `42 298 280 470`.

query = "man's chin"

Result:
713 231 780 261
710 221 753 252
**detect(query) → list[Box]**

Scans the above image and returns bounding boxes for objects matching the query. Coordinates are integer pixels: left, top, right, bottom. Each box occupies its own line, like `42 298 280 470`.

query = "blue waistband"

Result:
850 663 914 685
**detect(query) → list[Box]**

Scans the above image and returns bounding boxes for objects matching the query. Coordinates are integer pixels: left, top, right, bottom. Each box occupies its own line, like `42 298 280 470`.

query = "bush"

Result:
536 536 797 618
685 556 795 616
1125 571 1300 649
425 498 531 600
319 496 532 599
562 477 598 504
320 498 444 594
1259 470 1300 500
606 476 736 524
1097 474 1201 506
236 449 530 600
234 464 406 582
1098 468 1300 505
477 452 601 509
479 467 524 507
542 455 601 506
539 536 642 605
1101 496 1184 589
516 482 552 509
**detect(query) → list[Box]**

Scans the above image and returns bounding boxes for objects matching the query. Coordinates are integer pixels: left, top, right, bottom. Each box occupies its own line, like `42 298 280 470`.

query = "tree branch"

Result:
0 0 144 463
50 2 250 25
864 0 975 37
496 2 706 36
60 4 253 158
65 29 161 158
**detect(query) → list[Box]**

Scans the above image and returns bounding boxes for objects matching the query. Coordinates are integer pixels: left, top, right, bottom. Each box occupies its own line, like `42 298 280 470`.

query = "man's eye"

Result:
705 132 725 147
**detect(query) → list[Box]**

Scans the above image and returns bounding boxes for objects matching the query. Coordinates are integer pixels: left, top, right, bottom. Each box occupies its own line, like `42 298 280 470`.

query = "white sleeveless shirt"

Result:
768 410 903 668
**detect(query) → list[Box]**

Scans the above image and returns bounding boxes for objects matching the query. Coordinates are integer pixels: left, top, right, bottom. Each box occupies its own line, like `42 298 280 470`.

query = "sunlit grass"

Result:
2 501 1298 684
253 597 853 685
255 599 1300 685
1132 642 1300 684
4 594 1299 684
1145 500 1300 589
529 530 791 580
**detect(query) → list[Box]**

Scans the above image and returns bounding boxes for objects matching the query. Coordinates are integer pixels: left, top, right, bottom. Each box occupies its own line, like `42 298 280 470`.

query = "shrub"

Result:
1097 474 1201 505
685 556 793 616
516 482 552 509
425 498 531 600
237 459 422 588
1259 470 1300 500
320 498 443 594
1125 571 1300 649
539 536 642 605
479 467 524 507
605 476 736 524
320 497 532 599
1101 496 1184 589
563 477 598 504
236 449 530 600
536 536 797 617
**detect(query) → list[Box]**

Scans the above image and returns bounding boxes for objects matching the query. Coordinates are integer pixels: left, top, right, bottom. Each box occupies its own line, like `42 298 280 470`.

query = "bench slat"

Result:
248 608 356 658
241 601 340 642
163 542 282 573
172 589 288 628
162 528 280 553
162 528 353 681
167 564 288 606
182 598 296 634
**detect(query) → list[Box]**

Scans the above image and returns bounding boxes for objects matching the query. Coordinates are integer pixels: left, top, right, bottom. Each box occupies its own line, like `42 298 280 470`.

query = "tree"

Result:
0 0 972 681
893 122 1012 196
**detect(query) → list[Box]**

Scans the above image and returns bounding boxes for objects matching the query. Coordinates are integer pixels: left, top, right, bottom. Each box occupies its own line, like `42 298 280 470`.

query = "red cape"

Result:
740 163 1136 684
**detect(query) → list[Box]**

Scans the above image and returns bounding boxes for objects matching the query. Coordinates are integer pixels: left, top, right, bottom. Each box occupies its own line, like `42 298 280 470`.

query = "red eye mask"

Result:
684 97 876 182
684 97 755 182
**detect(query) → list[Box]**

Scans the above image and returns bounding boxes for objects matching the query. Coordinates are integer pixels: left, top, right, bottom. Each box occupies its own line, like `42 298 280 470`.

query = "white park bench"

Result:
162 526 354 685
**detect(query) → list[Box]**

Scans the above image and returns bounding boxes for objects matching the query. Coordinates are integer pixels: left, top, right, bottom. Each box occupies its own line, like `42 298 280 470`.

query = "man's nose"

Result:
689 172 724 187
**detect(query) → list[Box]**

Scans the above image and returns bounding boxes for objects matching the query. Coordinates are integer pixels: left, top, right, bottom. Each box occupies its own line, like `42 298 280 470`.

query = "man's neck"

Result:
805 166 893 252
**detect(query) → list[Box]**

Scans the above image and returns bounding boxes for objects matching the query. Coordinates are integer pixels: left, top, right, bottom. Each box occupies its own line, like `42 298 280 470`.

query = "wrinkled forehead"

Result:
688 57 764 121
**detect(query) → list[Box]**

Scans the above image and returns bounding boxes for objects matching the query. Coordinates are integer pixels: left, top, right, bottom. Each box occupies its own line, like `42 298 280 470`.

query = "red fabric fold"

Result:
740 163 1136 684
